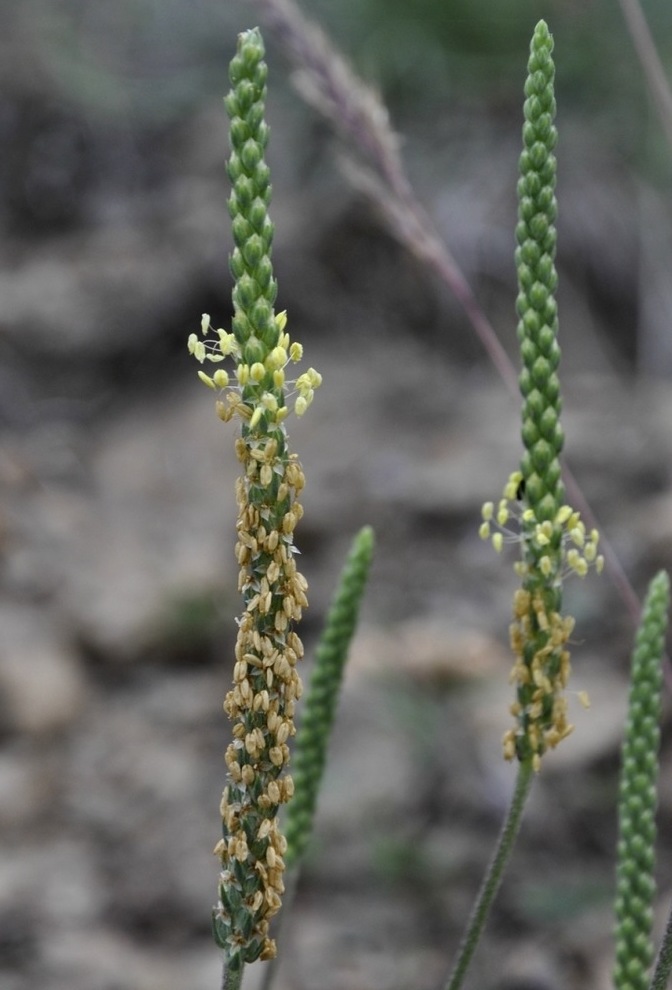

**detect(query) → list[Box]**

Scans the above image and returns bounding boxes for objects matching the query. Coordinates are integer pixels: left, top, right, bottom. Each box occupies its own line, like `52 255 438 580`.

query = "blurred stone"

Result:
40 927 221 990
347 620 507 685
497 941 564 990
0 748 56 827
0 604 86 735
32 389 239 661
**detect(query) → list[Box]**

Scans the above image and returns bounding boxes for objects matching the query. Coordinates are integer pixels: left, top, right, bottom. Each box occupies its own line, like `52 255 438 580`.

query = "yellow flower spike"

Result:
237 364 250 385
522 508 535 524
295 396 308 417
492 532 504 553
250 362 266 382
261 393 278 414
201 313 211 333
584 542 597 563
276 406 289 423
540 555 552 576
482 501 494 521
273 369 285 388
479 521 491 541
187 333 199 354
289 341 303 362
497 504 509 527
596 555 605 574
213 369 230 388
249 407 263 430
198 370 216 389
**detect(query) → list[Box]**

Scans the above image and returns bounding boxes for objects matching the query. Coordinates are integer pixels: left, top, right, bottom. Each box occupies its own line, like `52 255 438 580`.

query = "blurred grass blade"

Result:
617 0 672 156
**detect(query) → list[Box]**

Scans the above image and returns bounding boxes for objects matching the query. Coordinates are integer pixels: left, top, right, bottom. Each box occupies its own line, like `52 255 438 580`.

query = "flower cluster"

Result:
479 471 604 582
210 431 309 963
195 26 321 970
479 473 602 770
188 310 322 424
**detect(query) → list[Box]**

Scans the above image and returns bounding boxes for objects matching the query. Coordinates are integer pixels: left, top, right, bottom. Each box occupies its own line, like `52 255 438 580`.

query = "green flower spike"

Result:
189 28 321 976
614 570 670 990
479 20 602 772
285 526 375 869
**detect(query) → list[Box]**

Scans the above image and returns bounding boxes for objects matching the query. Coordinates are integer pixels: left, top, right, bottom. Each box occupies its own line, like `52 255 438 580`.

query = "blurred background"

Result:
2 0 672 988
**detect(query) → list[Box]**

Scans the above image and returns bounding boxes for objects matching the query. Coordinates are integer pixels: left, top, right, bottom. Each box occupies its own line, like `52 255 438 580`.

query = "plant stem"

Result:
443 760 535 990
221 958 245 990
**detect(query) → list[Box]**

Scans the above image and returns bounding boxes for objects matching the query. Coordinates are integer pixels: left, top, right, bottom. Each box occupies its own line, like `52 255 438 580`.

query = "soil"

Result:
1 4 672 990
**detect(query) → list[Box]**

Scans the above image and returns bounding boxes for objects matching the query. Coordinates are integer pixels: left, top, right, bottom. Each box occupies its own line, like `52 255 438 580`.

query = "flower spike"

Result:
614 571 669 990
480 21 602 771
189 27 321 972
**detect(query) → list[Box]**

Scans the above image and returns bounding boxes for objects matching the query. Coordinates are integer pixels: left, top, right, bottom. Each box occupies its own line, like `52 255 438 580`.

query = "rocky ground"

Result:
2 3 672 990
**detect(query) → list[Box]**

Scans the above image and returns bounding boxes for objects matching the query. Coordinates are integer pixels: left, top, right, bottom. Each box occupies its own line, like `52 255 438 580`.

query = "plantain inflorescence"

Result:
188 27 321 970
479 21 603 771
614 571 670 990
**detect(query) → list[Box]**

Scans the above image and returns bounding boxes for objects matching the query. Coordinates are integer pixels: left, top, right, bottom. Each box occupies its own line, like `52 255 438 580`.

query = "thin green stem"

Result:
221 958 245 990
443 760 535 990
